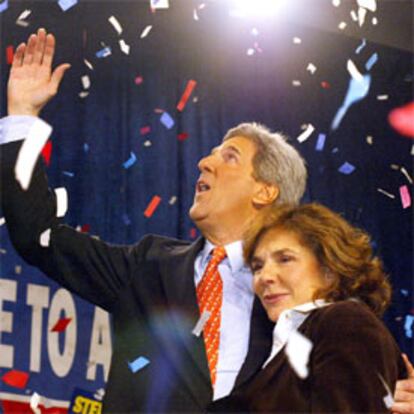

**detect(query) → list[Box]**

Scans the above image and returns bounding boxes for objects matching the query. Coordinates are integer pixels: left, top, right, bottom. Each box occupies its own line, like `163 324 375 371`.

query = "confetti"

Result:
94 388 105 401
15 119 52 190
84 143 89 153
1 370 29 389
51 317 72 332
377 95 388 101
16 9 31 27
365 52 378 71
123 152 137 169
54 187 68 218
96 47 111 58
399 185 411 209
192 310 211 336
177 80 197 111
15 265 22 274
355 38 366 54
144 195 161 218
58 0 78 12
0 217 5 226
366 135 373 145
160 112 175 129
151 0 169 9
292 80 301 87
347 59 363 82
377 188 395 199
81 75 90 89
315 133 327 151
357 6 367 26
296 124 315 143
388 102 414 138
169 196 177 205
80 224 90 233
193 8 199 21
331 74 371 130
246 48 255 56
119 39 130 55
84 59 94 70
41 140 52 166
135 76 144 85
400 289 409 296
350 9 358 22
128 356 150 373
140 25 153 39
30 392 41 414
338 21 347 30
293 37 302 44
0 0 8 13
377 373 394 409
6 45 13 65
332 0 340 6
285 330 313 379
108 15 123 35
404 315 414 338
177 132 189 141
357 0 377 12
400 166 413 184
372 17 378 25
306 63 317 74
140 126 151 135
79 91 89 98
251 27 259 36
143 140 152 147
338 162 356 174
321 81 330 89
40 229 51 247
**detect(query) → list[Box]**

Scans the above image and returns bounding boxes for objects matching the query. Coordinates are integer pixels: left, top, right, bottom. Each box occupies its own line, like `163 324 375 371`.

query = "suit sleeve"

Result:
309 302 402 412
0 139 152 312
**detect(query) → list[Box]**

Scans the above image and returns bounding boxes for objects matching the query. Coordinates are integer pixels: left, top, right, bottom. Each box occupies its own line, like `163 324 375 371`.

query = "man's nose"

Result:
198 153 215 172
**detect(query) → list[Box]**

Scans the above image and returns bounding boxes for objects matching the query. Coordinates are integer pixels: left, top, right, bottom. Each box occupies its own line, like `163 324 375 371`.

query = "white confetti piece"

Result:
84 59 94 70
306 63 317 74
119 39 130 55
0 249 6 255
357 6 367 26
81 75 90 89
140 25 152 39
292 80 301 87
251 27 259 36
377 373 394 409
372 17 378 25
332 0 341 6
79 91 89 98
366 135 373 145
347 59 363 82
377 188 395 199
285 330 313 379
144 140 152 147
297 124 315 143
30 392 41 414
357 0 377 12
15 119 52 190
40 229 51 247
401 166 413 184
338 21 347 30
151 0 169 9
377 94 388 100
169 196 177 205
192 310 211 337
193 8 199 20
411 145 414 156
94 388 105 401
390 164 400 170
350 9 358 21
16 9 31 26
246 48 255 56
54 188 68 218
0 217 5 226
293 37 301 44
15 265 22 274
109 15 123 35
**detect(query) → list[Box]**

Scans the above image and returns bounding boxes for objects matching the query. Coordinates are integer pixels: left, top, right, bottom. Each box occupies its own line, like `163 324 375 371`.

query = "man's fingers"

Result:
50 63 71 93
42 33 56 69
32 28 47 65
391 401 414 414
396 378 414 393
22 33 37 65
11 43 26 71
395 389 414 403
402 354 414 378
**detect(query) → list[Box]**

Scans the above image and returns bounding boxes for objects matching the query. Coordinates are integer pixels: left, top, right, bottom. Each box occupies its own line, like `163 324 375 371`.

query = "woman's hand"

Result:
393 354 414 414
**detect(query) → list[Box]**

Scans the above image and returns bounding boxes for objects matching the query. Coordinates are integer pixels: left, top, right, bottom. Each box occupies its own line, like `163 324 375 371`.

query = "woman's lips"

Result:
262 293 290 305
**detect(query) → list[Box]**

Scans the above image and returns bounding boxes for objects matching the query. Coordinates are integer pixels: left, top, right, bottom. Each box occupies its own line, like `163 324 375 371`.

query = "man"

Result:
1 29 413 413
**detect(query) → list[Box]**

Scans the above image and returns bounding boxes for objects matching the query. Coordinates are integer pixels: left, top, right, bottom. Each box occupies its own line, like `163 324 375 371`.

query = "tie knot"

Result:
211 246 226 264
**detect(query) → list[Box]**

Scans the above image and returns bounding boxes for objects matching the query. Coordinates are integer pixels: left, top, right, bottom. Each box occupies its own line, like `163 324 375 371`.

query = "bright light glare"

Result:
229 0 285 18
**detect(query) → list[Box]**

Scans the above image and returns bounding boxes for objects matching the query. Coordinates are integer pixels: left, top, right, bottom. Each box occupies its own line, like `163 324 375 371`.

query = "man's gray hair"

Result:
223 122 307 205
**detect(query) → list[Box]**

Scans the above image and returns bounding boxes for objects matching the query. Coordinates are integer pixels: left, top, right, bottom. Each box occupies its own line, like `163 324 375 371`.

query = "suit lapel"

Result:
158 237 213 403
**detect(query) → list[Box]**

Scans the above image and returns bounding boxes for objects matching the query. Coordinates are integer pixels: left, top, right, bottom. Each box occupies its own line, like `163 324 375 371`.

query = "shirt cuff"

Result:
0 115 50 144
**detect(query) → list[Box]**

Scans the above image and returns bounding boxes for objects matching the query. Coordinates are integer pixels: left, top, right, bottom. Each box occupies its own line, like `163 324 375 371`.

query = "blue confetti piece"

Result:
58 0 78 12
84 143 89 153
404 315 414 338
365 53 378 71
123 152 137 169
128 356 150 373
0 0 8 13
355 38 366 54
315 133 327 151
160 112 175 129
338 162 355 175
331 74 371 131
332 147 339 154
96 47 112 58
62 171 75 177
400 289 409 296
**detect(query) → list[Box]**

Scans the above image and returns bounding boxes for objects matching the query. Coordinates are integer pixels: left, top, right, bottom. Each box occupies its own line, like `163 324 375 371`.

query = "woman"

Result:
209 203 406 413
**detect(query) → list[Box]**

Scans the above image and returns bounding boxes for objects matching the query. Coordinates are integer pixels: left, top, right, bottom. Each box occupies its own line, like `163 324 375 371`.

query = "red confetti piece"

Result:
388 102 414 138
399 185 411 209
2 370 29 389
176 80 197 112
6 46 14 65
81 224 91 233
51 317 72 332
140 126 151 135
41 140 53 166
189 227 197 239
135 76 144 85
321 81 330 89
144 195 161 218
177 132 189 141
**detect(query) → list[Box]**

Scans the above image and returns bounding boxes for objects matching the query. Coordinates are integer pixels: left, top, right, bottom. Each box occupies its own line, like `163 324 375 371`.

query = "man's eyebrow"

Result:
223 145 241 155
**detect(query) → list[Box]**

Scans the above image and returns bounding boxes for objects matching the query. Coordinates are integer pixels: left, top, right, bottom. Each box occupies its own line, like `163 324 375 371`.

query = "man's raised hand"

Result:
7 28 71 117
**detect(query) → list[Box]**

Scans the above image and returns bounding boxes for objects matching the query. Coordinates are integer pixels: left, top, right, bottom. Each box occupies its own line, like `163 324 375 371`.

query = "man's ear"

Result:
253 182 279 207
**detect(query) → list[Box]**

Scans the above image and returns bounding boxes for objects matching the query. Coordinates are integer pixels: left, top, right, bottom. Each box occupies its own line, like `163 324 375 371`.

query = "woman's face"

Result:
251 227 327 322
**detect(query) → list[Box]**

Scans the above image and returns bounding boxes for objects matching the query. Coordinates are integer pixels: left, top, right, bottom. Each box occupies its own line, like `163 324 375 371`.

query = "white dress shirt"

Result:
0 116 256 401
194 240 254 400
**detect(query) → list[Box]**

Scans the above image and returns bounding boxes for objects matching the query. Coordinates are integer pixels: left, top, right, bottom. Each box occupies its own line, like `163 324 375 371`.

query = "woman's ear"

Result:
253 182 279 207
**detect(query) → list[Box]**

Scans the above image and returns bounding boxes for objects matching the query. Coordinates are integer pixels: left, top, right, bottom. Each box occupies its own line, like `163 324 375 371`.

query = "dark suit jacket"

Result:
208 301 406 413
0 140 274 412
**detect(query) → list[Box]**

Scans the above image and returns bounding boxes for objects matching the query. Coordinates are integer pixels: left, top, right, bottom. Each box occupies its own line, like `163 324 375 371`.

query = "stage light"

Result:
229 0 285 18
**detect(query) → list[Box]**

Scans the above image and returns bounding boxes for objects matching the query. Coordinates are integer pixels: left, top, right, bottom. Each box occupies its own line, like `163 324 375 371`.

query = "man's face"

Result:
189 136 260 230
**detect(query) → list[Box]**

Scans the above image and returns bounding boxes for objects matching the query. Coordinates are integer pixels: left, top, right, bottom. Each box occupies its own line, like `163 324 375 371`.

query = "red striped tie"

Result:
196 246 226 385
